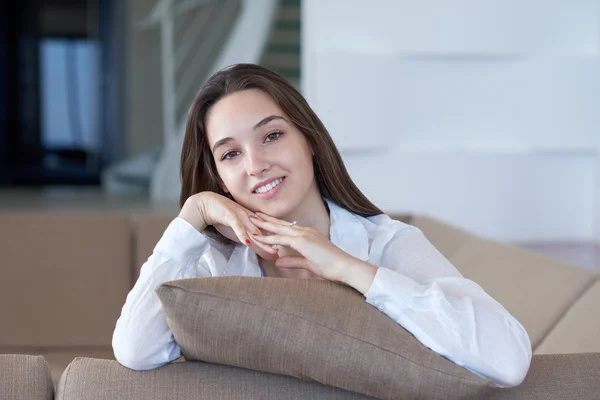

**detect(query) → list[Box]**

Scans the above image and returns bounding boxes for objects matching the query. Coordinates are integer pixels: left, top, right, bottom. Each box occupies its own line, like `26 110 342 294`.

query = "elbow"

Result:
493 355 531 388
491 334 533 388
112 327 162 371
113 347 151 371
113 338 153 371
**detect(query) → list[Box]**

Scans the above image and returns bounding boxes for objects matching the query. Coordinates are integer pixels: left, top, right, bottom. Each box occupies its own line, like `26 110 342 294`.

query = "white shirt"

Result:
112 199 532 388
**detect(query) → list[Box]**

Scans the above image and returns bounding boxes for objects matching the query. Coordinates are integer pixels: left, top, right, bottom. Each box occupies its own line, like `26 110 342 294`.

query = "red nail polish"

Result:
252 233 259 236
245 239 250 244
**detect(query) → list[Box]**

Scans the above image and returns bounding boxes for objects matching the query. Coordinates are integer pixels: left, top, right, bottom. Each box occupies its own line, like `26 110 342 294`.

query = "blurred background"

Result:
0 0 598 268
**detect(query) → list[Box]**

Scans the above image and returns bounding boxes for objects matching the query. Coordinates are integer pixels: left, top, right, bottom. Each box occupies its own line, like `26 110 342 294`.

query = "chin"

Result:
255 203 290 218
258 197 301 218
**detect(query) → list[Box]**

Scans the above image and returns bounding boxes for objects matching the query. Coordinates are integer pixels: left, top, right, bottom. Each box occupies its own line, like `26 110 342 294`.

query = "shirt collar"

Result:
326 198 370 262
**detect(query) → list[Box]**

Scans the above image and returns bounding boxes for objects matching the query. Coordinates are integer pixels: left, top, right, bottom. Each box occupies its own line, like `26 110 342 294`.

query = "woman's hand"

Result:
249 212 357 282
179 192 279 261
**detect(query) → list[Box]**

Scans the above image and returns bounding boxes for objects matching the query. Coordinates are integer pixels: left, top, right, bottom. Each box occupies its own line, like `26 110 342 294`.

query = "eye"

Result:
221 151 240 161
265 131 283 142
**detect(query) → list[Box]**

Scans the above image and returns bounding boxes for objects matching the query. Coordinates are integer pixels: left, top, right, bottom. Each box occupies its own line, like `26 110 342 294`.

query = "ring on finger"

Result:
289 220 297 228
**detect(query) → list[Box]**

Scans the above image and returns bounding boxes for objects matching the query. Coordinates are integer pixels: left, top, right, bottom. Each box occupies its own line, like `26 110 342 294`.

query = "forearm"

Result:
179 195 208 232
336 259 378 295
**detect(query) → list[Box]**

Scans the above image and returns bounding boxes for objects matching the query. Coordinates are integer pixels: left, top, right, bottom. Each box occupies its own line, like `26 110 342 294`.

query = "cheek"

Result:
215 166 238 190
290 148 314 181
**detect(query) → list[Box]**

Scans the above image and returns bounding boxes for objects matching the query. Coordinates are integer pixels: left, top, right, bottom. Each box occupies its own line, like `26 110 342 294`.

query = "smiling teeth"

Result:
255 178 283 194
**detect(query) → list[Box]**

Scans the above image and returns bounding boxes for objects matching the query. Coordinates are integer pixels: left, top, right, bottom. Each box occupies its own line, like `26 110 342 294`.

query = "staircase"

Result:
260 0 301 89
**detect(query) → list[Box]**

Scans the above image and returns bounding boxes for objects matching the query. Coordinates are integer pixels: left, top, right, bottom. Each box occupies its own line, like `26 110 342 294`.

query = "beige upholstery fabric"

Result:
132 214 173 279
0 212 132 347
157 277 494 400
42 348 116 387
487 353 600 400
56 357 374 400
535 281 600 354
4 347 116 387
0 354 53 400
55 354 600 400
447 236 598 349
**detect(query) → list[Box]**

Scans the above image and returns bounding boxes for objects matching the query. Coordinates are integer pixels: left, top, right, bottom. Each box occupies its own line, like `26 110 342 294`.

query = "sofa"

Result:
1 209 599 399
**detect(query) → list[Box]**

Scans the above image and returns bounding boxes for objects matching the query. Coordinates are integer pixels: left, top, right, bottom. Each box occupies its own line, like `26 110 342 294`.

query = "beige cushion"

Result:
156 277 494 400
535 280 600 354
0 354 53 400
487 353 600 400
3 347 116 388
42 348 115 388
0 212 132 347
56 357 373 400
446 236 598 349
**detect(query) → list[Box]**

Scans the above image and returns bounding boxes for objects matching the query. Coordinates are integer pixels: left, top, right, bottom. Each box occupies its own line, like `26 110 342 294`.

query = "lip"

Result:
251 176 285 193
252 177 286 199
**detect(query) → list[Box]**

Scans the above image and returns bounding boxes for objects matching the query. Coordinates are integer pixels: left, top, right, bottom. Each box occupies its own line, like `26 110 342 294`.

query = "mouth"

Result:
252 177 286 195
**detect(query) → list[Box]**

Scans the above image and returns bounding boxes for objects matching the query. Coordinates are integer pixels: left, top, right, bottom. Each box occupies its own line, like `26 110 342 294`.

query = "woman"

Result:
112 63 532 388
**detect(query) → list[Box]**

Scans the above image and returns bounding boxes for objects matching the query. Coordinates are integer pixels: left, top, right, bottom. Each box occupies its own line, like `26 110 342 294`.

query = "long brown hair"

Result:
180 64 383 238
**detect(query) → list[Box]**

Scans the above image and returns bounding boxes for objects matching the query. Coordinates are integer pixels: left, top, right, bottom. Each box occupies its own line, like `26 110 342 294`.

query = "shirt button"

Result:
222 270 227 276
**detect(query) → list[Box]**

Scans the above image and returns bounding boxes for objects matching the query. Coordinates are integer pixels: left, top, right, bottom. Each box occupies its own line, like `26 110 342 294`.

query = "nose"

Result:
245 147 270 176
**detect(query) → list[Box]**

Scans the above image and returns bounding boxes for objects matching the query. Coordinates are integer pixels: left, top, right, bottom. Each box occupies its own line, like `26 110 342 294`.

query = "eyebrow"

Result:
211 115 286 154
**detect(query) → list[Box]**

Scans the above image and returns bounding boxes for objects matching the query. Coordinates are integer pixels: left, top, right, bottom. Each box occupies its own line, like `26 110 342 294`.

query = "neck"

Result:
283 187 330 239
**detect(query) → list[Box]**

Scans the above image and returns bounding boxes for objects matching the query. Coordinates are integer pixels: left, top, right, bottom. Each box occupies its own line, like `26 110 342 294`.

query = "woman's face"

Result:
206 89 318 217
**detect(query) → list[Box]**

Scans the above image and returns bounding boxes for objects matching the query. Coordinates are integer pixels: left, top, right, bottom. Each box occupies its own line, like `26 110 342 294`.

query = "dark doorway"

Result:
0 0 125 186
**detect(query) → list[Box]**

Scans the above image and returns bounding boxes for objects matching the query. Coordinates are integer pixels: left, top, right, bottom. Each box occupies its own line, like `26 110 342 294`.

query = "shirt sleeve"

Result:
112 217 214 370
364 225 533 388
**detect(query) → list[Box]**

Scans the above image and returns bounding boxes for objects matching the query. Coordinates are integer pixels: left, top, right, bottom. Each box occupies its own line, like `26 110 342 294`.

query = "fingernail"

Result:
245 239 250 245
252 233 259 236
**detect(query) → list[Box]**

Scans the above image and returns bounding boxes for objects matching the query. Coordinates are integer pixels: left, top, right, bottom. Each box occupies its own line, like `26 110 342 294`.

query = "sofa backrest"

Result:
0 212 132 348
2 209 598 356
56 357 374 399
54 353 600 400
0 354 53 400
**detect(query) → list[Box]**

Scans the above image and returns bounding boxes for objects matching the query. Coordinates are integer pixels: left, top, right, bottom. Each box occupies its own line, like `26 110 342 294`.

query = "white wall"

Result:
596 171 600 240
303 0 600 242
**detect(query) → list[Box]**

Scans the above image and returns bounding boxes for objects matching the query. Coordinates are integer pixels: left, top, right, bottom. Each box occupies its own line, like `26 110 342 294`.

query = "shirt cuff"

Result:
364 267 423 315
154 217 212 268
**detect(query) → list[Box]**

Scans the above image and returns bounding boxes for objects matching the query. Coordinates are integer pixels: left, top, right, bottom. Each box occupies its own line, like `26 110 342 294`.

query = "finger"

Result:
229 218 251 246
237 213 278 254
250 218 300 236
248 232 279 254
252 233 296 248
275 256 309 270
251 241 280 261
254 212 293 226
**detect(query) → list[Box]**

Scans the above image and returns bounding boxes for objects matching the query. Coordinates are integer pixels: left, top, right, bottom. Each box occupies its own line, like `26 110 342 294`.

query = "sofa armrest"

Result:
0 354 54 400
488 353 600 399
